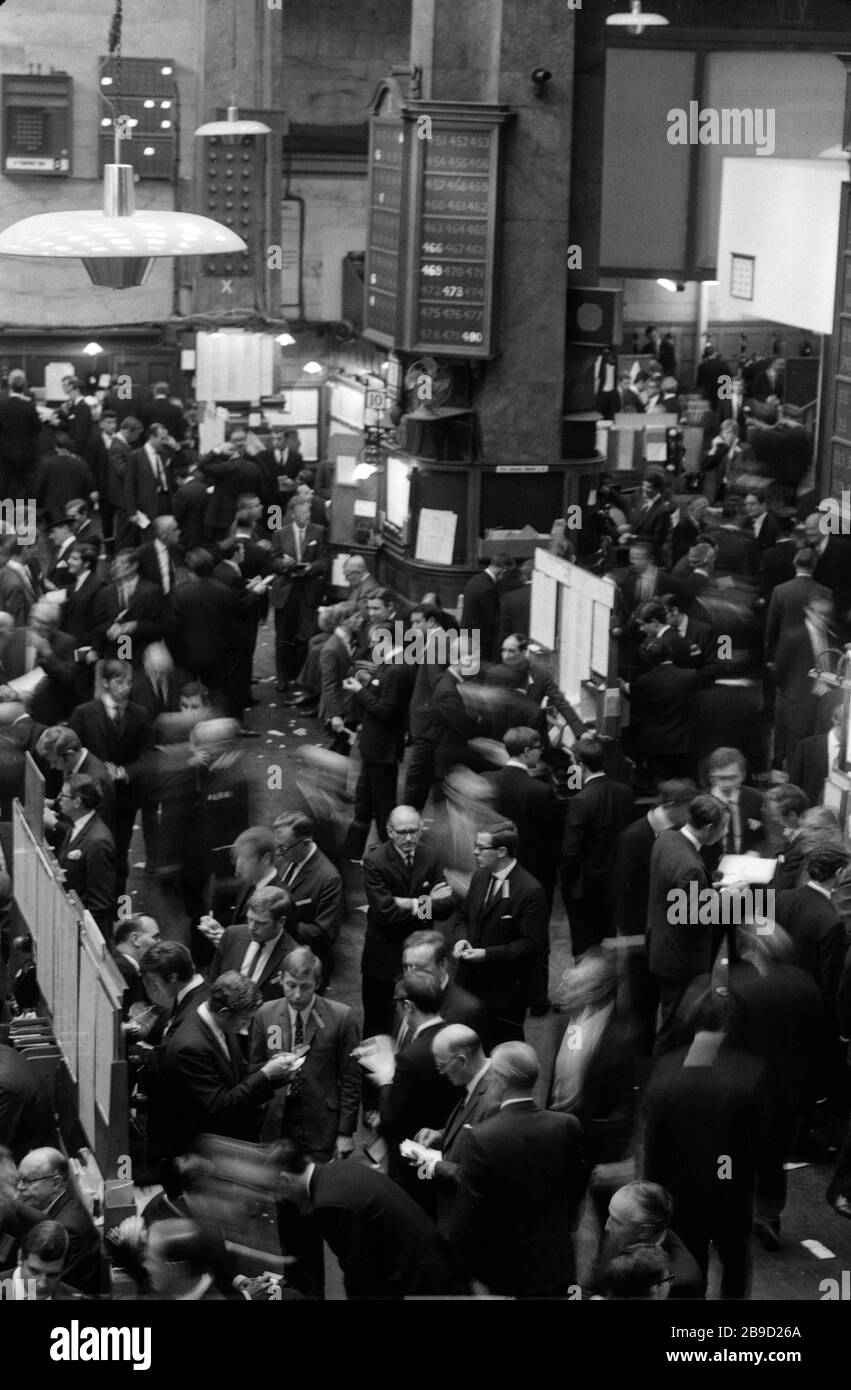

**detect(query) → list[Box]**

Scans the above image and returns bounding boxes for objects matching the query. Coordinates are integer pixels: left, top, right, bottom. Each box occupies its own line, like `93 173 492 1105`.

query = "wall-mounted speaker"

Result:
566 287 623 347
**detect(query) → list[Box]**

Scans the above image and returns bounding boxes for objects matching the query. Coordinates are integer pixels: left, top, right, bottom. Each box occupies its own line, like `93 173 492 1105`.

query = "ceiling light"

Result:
275 332 296 347
100 76 113 86
160 66 172 76
144 99 155 109
83 341 103 355
302 360 324 375
606 1 669 35
0 159 246 289
195 102 271 143
657 278 679 292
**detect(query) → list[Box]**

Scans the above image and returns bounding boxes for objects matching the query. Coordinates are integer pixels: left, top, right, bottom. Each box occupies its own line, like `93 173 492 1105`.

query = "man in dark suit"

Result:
453 820 548 1044
69 658 152 892
211 535 267 727
432 648 488 781
139 382 186 441
139 941 209 1041
401 605 452 810
561 737 635 958
0 535 38 628
36 724 115 833
61 542 104 661
646 794 728 1055
707 497 761 583
136 515 182 597
401 930 492 1045
690 675 767 777
93 549 163 665
703 746 763 862
44 515 77 592
642 991 773 1300
0 1221 86 1301
447 1040 585 1297
251 946 361 1157
593 1182 706 1300
172 461 209 552
201 428 264 542
406 1024 494 1230
483 726 563 908
788 704 841 807
764 547 831 663
743 490 780 551
342 649 414 854
618 470 670 561
0 601 76 724
804 511 851 630
125 423 176 540
273 812 344 979
55 774 116 935
360 971 455 1215
269 1137 457 1298
614 542 682 680
58 377 93 459
360 807 454 1038
159 972 296 1153
0 1041 57 1162
537 949 637 1176
487 635 588 742
105 416 143 551
164 549 232 701
634 600 694 669
461 553 512 663
628 637 703 780
773 844 849 1048
130 642 183 725
111 913 161 1016
269 498 328 690
210 886 297 1003
13 1148 102 1295
497 558 533 644
661 592 713 667
0 370 42 501
771 592 833 769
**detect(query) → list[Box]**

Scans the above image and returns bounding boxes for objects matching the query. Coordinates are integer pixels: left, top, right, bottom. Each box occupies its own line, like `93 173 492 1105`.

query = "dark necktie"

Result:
484 874 499 909
290 1012 303 1098
404 851 413 875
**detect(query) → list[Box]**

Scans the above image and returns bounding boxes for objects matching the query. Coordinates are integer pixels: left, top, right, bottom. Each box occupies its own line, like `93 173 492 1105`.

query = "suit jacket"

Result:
380 1018 456 1210
106 434 134 508
773 885 846 1035
498 582 532 643
432 1069 496 1228
57 813 116 934
62 571 105 649
124 445 174 522
814 536 851 621
0 1265 83 1300
165 576 232 678
114 951 147 1016
643 1044 772 1225
211 924 293 1001
750 513 781 551
269 521 328 609
461 569 501 662
788 732 830 807
211 559 264 653
689 681 767 775
408 639 450 742
629 496 670 559
0 393 41 466
69 698 151 777
277 846 344 949
760 538 797 599
352 660 414 763
561 774 636 902
362 840 454 983
611 814 657 936
439 980 492 1047
455 862 548 1013
36 451 95 515
773 620 823 712
136 540 181 595
484 660 586 738
129 669 184 723
172 475 209 550
0 1041 57 1162
93 577 163 659
3 627 77 723
647 828 713 983
202 453 264 534
308 1161 455 1299
447 1100 585 1295
539 1006 637 1166
617 567 681 619
140 397 186 441
317 632 353 723
709 525 760 581
483 765 563 890
46 538 77 591
161 1007 276 1151
250 995 361 1153
0 565 36 627
40 1188 102 1296
630 663 701 756
765 576 831 661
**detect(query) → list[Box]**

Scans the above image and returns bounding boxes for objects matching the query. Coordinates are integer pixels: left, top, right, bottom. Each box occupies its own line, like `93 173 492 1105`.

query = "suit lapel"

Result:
257 933 288 989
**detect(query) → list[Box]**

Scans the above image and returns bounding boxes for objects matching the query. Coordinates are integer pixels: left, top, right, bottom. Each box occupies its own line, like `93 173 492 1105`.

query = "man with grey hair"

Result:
11 1147 102 1295
446 1040 584 1297
0 599 76 723
342 554 381 610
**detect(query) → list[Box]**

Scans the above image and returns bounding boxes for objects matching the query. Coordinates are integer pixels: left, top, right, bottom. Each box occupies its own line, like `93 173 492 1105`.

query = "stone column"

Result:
411 0 575 461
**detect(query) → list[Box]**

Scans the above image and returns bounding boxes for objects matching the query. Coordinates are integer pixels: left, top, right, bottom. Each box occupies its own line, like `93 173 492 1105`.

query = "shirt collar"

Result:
176 973 205 1004
500 1097 534 1109
806 881 833 901
681 825 702 851
466 1059 490 1097
504 758 530 772
69 809 96 840
491 858 516 882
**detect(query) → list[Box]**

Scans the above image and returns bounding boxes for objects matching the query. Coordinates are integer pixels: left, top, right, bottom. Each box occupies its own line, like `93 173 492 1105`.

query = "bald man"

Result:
446 1041 585 1297
13 1148 102 1295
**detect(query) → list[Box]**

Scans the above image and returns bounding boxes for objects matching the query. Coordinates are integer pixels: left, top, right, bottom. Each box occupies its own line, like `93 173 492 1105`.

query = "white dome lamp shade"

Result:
195 102 271 143
606 1 669 35
0 162 247 289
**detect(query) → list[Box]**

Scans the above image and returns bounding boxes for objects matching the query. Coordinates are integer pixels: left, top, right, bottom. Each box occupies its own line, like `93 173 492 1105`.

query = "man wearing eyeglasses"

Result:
11 1148 102 1296
273 812 344 984
453 820 548 1046
361 806 454 1038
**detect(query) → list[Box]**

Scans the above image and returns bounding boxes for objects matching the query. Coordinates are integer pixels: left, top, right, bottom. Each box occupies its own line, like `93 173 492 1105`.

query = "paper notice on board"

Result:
591 604 610 677
530 571 557 649
415 509 457 565
353 499 377 518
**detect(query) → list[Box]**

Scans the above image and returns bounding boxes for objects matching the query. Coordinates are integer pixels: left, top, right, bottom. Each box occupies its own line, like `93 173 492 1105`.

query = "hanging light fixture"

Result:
302 361 324 375
0 2 246 289
275 332 296 347
195 101 271 143
606 1 669 35
194 1 270 143
82 341 104 355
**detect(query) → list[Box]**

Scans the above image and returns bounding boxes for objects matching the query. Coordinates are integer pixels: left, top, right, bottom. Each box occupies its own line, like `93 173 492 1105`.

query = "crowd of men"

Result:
1 365 851 1301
